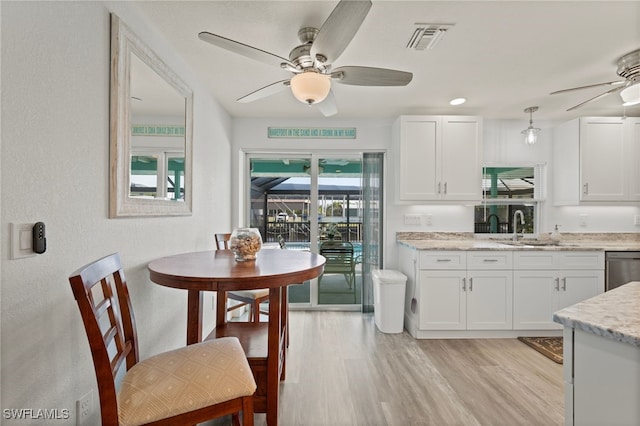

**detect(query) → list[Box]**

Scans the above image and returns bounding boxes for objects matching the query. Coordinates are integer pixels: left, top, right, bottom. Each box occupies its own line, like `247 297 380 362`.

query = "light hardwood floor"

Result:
213 311 564 426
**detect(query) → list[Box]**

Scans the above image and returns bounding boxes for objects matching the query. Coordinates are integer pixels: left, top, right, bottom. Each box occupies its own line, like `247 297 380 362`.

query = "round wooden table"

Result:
148 249 325 426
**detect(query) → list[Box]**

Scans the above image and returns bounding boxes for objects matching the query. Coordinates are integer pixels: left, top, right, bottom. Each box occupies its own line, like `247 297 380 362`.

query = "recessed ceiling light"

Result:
450 97 466 106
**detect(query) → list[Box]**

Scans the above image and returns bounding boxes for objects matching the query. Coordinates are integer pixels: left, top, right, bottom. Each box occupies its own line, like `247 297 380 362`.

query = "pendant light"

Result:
521 106 540 145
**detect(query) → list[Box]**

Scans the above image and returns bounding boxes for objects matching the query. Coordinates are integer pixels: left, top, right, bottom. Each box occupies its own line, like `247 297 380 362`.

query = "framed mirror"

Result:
110 14 193 217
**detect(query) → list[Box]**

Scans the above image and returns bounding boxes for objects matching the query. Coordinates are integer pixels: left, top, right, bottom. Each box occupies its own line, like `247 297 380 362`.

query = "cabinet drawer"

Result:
513 251 604 270
467 251 513 269
555 251 604 269
419 251 466 269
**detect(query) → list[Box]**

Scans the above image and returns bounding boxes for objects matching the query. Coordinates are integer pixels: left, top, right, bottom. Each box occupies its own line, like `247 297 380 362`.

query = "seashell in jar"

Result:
229 228 262 261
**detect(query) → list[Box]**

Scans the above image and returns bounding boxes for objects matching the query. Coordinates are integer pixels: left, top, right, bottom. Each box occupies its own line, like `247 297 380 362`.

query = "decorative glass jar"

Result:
229 228 262 261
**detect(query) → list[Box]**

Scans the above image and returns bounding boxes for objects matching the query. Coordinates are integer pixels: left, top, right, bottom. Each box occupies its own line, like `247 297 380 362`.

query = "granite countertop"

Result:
396 232 640 252
553 282 640 348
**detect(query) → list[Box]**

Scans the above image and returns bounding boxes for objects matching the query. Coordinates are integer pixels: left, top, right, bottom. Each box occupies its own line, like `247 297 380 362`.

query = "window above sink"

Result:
474 164 545 237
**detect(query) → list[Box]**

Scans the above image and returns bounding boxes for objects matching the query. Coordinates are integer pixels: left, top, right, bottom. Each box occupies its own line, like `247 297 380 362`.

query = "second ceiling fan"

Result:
198 0 413 117
551 48 640 111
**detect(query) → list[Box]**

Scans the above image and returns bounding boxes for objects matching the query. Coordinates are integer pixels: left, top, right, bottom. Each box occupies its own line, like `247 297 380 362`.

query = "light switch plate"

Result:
11 223 36 260
635 215 640 226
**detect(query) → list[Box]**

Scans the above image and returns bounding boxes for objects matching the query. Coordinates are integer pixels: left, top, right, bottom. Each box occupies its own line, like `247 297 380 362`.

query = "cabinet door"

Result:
580 117 625 201
419 270 466 330
513 270 559 330
466 270 513 330
398 117 440 200
556 270 604 311
441 116 482 201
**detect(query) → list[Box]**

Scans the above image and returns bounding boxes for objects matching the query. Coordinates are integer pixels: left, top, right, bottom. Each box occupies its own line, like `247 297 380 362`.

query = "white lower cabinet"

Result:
418 251 512 330
399 246 605 337
466 270 513 330
513 252 604 330
419 270 466 330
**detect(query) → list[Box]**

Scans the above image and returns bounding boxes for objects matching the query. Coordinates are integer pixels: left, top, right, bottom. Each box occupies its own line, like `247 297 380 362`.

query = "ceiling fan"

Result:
197 0 412 117
551 48 640 111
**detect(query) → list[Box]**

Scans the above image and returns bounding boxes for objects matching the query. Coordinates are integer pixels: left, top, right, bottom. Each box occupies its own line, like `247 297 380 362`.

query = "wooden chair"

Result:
215 233 269 322
68 253 256 425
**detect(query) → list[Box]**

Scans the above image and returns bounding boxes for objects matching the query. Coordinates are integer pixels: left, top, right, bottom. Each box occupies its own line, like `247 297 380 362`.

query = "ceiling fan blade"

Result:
237 80 290 103
550 80 626 95
317 90 338 117
331 66 413 86
198 32 297 69
566 84 626 111
310 0 372 64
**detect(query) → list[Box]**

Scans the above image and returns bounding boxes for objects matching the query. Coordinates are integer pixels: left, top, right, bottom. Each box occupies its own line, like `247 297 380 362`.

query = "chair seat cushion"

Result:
230 289 269 299
118 337 256 426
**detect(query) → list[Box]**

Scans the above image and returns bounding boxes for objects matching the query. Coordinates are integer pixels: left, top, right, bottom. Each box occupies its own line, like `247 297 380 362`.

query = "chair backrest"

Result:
320 241 355 271
215 233 232 250
68 253 138 425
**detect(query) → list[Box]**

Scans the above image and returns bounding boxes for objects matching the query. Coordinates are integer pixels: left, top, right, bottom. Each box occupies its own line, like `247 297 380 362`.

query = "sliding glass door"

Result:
246 153 373 309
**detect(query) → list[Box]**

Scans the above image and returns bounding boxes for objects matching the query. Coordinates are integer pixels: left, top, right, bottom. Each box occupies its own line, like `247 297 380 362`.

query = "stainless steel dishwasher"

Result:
605 251 640 291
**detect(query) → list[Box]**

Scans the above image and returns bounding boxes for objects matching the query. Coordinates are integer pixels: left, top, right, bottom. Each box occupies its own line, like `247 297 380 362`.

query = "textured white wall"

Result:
1 2 231 424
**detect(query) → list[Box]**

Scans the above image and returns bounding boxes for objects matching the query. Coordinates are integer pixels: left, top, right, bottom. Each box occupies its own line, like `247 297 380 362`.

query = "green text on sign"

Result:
267 127 356 139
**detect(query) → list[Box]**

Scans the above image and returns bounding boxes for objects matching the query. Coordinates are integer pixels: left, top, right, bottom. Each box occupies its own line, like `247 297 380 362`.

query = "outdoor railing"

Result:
260 221 362 243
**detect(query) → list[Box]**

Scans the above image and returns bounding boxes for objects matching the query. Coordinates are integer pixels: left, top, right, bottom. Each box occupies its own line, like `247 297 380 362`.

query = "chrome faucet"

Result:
512 210 525 242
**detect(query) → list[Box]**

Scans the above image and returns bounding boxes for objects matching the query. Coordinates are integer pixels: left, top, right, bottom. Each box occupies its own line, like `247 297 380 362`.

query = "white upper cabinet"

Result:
394 115 482 201
553 117 639 204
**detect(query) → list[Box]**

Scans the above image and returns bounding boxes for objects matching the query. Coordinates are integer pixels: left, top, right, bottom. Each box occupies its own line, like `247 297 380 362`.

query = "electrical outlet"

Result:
635 215 640 226
424 214 433 226
579 214 588 227
76 391 93 425
404 214 421 225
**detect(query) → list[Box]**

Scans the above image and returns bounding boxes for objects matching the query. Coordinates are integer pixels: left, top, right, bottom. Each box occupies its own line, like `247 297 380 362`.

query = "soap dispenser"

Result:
550 225 561 243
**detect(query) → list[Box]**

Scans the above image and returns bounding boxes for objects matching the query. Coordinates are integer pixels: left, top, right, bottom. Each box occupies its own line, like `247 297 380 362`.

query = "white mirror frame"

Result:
109 14 193 217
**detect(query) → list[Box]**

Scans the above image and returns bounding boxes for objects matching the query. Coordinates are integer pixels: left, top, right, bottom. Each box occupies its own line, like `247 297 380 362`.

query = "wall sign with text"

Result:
267 127 356 139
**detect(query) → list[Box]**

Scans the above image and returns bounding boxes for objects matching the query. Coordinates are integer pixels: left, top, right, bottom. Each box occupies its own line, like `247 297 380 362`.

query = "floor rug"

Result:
517 337 563 364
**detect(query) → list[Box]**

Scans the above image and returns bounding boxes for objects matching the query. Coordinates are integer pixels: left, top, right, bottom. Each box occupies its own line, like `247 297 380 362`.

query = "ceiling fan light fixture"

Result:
521 106 540 145
620 83 640 106
290 72 331 105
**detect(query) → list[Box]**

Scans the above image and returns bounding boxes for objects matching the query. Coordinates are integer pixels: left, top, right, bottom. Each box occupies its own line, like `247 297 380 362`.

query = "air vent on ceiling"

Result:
407 23 454 50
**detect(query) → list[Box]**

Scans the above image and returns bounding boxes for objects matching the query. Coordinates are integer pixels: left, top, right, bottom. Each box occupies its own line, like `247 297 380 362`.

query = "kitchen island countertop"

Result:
553 281 640 348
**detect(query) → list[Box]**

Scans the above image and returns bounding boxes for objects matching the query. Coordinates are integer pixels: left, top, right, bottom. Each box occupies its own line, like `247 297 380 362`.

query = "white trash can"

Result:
372 269 407 333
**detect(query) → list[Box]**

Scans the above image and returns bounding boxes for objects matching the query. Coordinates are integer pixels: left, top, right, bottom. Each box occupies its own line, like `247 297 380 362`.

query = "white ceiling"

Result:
135 0 640 121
